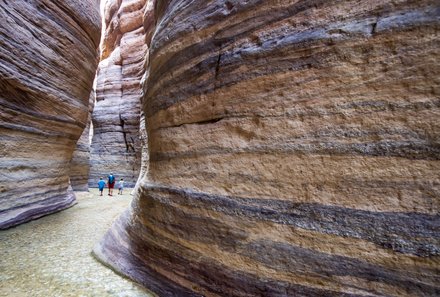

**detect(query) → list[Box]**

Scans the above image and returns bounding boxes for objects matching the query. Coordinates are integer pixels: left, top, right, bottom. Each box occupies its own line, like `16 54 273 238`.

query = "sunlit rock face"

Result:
89 0 149 188
96 0 440 296
0 1 101 229
70 92 95 191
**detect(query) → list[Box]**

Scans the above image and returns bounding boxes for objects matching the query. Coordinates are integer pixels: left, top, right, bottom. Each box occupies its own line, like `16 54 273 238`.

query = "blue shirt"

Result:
98 180 106 189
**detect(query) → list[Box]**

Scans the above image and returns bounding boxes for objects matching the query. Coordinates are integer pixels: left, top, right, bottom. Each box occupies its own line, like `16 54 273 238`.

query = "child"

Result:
98 177 106 196
118 178 124 195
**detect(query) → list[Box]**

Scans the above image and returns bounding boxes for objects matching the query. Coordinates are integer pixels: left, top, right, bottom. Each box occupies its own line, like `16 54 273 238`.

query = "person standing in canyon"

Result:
108 173 115 196
118 179 124 195
97 177 106 196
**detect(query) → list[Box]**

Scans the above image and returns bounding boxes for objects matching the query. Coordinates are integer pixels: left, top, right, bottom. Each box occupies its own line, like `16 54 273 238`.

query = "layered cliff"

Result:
96 0 440 296
89 0 149 188
0 1 101 229
70 92 95 191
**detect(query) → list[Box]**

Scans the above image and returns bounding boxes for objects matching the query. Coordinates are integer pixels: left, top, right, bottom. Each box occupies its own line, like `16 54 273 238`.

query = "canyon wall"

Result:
89 0 149 188
0 1 101 229
95 0 440 296
70 92 95 191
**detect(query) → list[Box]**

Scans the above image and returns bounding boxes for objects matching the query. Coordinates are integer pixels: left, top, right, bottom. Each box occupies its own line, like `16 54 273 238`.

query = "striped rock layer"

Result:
95 0 440 296
89 0 149 188
70 92 95 191
0 0 101 229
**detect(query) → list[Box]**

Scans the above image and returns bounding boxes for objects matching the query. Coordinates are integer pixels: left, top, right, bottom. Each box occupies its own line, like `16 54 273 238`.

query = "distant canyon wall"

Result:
89 0 149 188
0 1 101 228
70 92 95 191
94 0 440 296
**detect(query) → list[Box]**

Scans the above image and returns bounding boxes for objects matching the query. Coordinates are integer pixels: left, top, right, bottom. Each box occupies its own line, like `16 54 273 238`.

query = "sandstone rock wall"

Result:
96 1 440 296
70 92 95 191
89 0 149 188
0 1 101 229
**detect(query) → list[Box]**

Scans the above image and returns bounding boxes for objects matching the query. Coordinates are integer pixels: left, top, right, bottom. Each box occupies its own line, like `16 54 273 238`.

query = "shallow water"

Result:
0 189 154 297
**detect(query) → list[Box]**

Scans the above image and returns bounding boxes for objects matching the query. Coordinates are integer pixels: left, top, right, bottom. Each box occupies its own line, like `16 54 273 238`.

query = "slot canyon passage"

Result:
0 0 440 296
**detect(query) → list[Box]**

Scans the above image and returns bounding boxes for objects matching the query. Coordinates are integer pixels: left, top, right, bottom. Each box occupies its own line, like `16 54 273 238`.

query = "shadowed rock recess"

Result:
0 1 101 229
70 92 95 191
94 0 440 295
89 0 149 188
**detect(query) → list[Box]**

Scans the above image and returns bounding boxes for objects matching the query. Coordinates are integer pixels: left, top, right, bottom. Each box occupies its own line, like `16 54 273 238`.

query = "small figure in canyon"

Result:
98 177 106 196
108 173 115 196
118 179 124 195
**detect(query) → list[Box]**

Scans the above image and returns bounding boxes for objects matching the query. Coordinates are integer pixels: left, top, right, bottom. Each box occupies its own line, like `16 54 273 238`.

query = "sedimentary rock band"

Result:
0 0 439 296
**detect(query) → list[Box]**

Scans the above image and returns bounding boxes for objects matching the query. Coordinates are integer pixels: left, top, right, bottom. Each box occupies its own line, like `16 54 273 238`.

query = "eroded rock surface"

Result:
70 92 95 191
0 1 101 228
96 0 440 296
89 0 149 188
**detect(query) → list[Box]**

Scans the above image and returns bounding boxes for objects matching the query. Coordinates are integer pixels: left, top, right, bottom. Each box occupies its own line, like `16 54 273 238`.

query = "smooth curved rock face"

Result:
96 1 440 296
89 0 149 188
0 1 101 229
70 92 95 191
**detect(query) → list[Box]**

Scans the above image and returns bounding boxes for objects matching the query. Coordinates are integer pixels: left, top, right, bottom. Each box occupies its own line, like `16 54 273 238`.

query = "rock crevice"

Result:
89 0 149 188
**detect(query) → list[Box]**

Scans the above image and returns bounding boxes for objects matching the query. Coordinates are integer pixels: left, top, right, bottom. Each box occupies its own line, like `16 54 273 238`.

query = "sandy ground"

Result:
0 189 154 297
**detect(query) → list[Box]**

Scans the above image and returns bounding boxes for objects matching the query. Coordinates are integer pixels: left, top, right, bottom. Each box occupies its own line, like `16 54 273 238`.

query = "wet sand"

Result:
0 189 154 297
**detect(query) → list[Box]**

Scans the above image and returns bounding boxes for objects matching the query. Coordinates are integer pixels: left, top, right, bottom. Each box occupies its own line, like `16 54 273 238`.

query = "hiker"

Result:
97 177 106 196
118 178 124 195
108 173 115 196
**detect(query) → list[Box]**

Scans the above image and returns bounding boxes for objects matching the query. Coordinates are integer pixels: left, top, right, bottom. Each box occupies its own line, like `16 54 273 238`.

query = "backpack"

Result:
109 175 115 183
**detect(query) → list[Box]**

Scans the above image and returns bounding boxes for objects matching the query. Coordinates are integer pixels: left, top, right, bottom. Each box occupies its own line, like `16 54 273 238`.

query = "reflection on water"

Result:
0 189 154 297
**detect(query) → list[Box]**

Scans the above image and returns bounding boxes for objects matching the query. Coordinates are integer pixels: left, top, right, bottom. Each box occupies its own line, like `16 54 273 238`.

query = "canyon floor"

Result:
0 189 154 297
